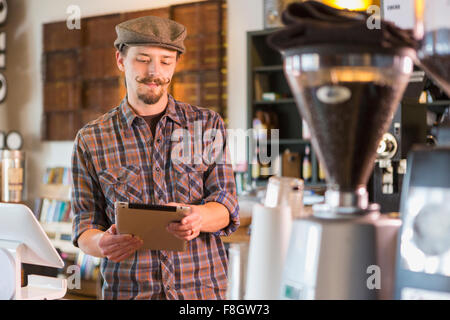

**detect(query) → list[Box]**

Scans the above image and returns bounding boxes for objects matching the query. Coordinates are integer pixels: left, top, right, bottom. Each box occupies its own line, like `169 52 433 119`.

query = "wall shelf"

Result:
247 29 325 185
253 65 283 72
253 98 295 105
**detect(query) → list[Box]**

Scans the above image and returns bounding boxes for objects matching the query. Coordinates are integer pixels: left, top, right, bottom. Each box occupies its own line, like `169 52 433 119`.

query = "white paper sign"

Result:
382 0 416 30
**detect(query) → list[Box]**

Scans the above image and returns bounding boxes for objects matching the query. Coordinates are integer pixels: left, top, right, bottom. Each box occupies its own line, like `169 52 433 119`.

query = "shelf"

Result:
251 178 326 188
39 183 71 201
420 100 450 106
42 221 73 234
255 138 310 145
271 139 310 145
253 98 296 105
253 65 283 72
421 101 450 114
41 222 79 256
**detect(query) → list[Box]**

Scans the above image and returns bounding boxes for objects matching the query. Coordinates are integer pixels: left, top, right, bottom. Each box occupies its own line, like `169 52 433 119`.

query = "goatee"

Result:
137 91 164 105
135 75 171 105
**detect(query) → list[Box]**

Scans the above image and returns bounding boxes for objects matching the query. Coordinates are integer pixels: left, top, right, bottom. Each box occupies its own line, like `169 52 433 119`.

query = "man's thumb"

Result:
108 224 117 235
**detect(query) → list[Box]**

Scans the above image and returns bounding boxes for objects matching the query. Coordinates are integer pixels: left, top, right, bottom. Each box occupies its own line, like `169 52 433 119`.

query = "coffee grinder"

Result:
267 1 417 299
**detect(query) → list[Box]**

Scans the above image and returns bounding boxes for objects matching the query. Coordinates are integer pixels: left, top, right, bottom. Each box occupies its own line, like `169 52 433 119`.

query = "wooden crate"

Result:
44 111 80 141
201 33 225 70
44 80 81 112
172 1 223 36
122 7 170 21
80 109 105 127
44 50 79 82
83 77 126 112
171 72 201 106
81 47 121 80
82 14 122 48
176 33 225 72
171 70 225 115
43 21 82 52
176 37 201 71
201 70 226 113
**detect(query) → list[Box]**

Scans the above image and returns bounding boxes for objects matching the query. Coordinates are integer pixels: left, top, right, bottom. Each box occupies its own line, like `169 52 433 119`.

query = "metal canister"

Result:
1 150 25 202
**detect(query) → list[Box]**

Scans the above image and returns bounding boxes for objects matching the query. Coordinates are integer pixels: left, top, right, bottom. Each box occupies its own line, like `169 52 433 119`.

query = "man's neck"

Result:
127 92 169 116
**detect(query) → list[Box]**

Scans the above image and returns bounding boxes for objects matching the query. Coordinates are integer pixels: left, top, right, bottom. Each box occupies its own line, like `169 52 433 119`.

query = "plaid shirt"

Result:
71 95 239 300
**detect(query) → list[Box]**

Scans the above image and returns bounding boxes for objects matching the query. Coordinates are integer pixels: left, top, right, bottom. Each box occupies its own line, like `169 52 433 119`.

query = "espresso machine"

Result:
267 1 417 299
368 0 450 214
368 79 428 213
393 0 450 299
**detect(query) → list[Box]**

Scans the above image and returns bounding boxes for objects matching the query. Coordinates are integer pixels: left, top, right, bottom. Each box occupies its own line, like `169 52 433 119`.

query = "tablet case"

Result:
115 202 189 251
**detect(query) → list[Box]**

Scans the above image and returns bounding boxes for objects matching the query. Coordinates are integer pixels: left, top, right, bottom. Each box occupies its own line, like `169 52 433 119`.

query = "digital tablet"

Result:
115 202 190 251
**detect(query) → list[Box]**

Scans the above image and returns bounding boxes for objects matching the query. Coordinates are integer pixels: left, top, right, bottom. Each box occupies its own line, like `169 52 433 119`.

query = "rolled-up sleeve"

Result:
71 131 108 247
202 114 240 237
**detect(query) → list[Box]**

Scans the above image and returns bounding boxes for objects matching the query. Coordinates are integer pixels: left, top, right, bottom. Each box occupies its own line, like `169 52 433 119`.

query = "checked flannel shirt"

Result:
71 94 240 299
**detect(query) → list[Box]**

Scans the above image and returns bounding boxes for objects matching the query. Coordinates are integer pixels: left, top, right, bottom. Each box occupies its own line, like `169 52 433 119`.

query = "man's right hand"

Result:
97 224 143 262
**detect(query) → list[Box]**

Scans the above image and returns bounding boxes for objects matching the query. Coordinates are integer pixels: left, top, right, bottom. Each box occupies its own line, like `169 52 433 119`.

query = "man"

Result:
71 16 239 300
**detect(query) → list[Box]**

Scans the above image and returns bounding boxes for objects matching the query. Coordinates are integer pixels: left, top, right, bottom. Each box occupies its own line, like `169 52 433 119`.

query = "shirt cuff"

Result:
203 191 240 237
72 222 107 248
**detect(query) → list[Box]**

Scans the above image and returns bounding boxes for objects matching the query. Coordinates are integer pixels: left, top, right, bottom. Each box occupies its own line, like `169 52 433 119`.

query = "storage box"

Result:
43 21 82 52
44 51 79 82
83 14 122 48
44 80 81 112
43 111 80 141
83 77 126 112
81 47 121 80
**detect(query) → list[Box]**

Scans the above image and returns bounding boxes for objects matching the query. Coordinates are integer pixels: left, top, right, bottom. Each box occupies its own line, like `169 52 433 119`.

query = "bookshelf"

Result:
246 28 326 189
36 167 101 299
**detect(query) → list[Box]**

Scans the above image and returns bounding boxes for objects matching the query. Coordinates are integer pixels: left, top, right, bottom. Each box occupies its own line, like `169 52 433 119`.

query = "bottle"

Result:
318 161 326 182
251 147 261 182
259 143 271 180
302 146 312 183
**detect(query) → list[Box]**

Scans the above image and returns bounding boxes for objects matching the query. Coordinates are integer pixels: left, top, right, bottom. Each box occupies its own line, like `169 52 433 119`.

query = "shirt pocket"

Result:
172 163 208 204
98 166 143 205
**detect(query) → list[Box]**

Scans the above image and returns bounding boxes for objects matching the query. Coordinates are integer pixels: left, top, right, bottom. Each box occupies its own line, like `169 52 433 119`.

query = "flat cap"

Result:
114 16 187 54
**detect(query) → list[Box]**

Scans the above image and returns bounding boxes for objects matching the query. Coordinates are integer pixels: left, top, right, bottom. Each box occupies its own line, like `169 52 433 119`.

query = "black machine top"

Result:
267 1 419 55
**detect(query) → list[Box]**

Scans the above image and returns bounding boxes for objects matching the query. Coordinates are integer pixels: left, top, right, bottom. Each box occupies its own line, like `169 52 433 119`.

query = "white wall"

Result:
227 0 264 165
3 0 264 204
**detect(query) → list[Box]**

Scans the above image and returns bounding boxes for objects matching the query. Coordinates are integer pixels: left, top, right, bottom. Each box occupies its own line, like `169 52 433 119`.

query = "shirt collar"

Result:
119 94 186 129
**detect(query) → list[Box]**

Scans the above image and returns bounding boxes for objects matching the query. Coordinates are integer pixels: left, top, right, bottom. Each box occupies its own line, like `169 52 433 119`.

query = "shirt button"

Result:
156 167 160 172
156 138 161 143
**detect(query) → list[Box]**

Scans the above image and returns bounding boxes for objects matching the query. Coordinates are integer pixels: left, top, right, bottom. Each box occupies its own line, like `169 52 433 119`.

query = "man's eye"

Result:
137 59 149 63
161 61 171 65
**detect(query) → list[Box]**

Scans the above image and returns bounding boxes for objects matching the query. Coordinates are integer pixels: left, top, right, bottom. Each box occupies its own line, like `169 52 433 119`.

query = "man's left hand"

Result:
166 202 202 241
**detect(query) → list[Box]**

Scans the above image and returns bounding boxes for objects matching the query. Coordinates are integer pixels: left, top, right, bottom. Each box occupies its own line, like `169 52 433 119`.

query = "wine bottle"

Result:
302 146 312 182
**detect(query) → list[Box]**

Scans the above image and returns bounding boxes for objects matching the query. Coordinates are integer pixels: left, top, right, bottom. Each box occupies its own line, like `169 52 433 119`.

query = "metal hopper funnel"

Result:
283 47 415 216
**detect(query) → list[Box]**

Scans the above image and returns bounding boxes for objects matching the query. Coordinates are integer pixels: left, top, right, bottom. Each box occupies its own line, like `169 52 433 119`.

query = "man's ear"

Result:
116 50 125 72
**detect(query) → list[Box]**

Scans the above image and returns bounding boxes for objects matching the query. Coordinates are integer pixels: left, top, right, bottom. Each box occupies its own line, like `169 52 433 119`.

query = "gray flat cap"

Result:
114 16 187 54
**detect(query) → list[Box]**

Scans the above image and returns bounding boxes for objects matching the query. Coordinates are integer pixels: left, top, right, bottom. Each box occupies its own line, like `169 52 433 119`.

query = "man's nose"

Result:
146 60 162 77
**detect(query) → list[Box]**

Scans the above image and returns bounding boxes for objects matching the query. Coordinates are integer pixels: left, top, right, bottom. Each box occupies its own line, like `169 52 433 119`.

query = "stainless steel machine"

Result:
394 0 450 299
267 1 417 299
278 49 412 300
394 146 450 299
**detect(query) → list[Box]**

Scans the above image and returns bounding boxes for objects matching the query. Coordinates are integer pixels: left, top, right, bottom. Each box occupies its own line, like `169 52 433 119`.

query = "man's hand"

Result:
97 224 144 262
165 201 230 241
166 203 202 241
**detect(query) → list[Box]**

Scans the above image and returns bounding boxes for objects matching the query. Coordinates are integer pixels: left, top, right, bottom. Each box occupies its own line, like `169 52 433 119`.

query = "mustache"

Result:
135 76 171 86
